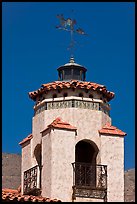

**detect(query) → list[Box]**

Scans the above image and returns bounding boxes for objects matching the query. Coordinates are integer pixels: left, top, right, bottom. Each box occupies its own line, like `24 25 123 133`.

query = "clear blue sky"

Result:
2 2 135 170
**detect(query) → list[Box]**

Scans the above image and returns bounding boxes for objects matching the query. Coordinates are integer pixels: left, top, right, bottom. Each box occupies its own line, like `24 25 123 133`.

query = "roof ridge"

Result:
99 123 126 136
41 117 77 133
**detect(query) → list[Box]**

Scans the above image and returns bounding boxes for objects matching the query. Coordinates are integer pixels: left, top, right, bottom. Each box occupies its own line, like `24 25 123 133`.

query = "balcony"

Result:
72 162 107 200
23 165 41 195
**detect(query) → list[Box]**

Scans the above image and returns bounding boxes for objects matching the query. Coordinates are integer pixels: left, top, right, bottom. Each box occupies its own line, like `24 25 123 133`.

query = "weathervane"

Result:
56 14 87 58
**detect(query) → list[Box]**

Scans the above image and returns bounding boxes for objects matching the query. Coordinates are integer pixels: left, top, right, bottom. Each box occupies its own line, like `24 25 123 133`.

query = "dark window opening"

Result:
85 89 89 93
89 94 93 98
58 89 61 93
72 87 75 92
79 93 83 97
53 94 57 98
75 140 98 188
72 69 81 80
73 69 80 75
63 93 68 97
64 69 72 80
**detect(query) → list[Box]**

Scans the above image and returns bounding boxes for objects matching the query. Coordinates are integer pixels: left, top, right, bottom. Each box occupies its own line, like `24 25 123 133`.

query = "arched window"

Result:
75 140 99 187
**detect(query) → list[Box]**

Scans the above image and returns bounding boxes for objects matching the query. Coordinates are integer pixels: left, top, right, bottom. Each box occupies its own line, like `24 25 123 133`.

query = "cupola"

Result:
57 57 87 81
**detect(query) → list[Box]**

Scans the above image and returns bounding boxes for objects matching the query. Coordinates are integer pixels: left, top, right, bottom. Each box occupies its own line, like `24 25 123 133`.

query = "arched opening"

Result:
75 140 99 188
34 144 42 189
34 144 42 167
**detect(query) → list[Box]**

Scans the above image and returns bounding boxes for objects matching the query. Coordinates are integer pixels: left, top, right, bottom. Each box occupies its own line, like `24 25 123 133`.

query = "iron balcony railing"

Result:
23 165 41 195
72 162 107 200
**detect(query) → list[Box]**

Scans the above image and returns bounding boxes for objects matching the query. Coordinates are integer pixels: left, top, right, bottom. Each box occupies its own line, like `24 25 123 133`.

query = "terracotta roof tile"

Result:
19 134 33 146
28 80 114 102
2 188 61 202
99 123 126 136
41 117 77 133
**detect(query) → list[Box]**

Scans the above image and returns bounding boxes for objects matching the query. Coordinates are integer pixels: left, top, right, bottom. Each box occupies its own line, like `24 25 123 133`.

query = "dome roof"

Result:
58 57 87 70
57 57 87 81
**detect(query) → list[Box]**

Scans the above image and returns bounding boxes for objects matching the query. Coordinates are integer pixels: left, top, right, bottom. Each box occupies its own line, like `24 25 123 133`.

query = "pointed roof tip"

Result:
51 117 62 125
54 117 61 121
41 117 77 133
19 134 33 146
99 123 127 136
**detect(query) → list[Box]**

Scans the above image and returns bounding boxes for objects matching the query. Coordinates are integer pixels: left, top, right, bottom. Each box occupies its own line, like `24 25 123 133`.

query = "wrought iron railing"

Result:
24 165 41 195
72 162 107 200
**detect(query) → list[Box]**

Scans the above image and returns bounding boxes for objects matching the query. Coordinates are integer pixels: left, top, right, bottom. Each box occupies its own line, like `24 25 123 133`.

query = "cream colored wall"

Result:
42 88 102 100
21 141 32 194
22 89 124 202
75 197 104 202
31 111 45 167
41 128 75 201
100 135 124 202
41 130 52 198
40 108 111 201
43 108 111 165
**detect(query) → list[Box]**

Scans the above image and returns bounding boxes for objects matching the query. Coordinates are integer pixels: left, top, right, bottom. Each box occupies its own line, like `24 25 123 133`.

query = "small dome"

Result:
57 57 87 81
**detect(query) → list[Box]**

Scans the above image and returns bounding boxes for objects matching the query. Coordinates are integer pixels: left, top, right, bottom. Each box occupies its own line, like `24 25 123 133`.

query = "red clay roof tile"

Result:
2 188 61 202
41 117 77 133
99 123 126 136
28 80 114 102
19 134 33 146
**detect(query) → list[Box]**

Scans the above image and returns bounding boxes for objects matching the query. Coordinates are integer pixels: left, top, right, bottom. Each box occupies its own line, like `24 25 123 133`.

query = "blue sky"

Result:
2 2 135 170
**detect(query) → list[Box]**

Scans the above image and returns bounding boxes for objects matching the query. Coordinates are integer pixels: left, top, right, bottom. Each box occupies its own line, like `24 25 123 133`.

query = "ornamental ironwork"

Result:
72 162 107 200
34 99 110 116
56 13 87 59
24 165 41 195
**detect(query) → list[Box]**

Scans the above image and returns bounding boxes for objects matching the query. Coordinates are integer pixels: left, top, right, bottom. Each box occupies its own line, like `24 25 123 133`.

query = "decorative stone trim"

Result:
34 99 110 116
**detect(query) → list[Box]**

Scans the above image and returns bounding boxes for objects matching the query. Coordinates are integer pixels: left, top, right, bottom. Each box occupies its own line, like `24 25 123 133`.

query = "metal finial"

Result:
56 13 87 59
69 57 75 63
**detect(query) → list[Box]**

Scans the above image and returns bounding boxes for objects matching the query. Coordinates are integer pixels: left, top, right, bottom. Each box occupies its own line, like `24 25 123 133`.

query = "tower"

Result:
19 15 126 202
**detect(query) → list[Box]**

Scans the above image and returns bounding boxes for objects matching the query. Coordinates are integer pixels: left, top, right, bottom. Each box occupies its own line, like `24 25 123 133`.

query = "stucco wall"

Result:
100 135 124 202
40 108 111 201
21 141 31 194
41 128 75 201
43 108 111 165
75 197 104 202
31 111 45 167
23 98 124 202
42 88 103 100
41 130 52 198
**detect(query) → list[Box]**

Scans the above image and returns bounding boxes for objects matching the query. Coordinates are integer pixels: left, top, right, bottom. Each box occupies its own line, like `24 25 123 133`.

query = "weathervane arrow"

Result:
55 13 87 58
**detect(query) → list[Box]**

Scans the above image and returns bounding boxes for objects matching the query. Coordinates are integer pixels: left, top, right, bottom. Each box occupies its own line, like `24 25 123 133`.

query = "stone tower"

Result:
19 57 126 202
